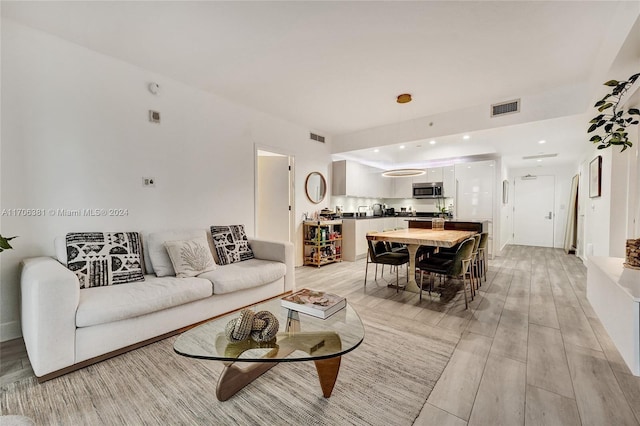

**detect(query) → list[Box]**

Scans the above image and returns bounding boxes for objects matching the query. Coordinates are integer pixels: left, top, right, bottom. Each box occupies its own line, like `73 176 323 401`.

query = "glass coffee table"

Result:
174 296 364 401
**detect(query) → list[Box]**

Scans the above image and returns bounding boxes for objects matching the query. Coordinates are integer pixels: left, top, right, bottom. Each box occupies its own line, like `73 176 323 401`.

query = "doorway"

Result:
255 149 294 243
513 174 555 247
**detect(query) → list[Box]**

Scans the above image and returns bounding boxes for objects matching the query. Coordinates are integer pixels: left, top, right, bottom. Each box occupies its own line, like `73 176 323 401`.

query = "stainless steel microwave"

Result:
412 182 443 198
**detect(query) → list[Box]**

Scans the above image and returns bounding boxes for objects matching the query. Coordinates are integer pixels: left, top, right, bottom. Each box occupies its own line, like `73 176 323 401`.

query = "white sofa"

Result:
20 229 294 382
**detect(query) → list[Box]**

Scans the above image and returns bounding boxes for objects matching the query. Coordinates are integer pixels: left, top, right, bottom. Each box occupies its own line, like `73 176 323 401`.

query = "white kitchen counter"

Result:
587 256 640 375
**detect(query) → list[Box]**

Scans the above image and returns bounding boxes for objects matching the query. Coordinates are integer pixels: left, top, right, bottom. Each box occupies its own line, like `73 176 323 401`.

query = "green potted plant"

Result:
436 197 448 218
0 234 17 253
588 72 640 152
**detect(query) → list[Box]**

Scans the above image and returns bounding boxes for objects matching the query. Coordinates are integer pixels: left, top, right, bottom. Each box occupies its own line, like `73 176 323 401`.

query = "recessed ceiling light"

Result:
467 166 471 169
538 140 546 144
399 145 405 149
429 140 436 145
537 159 543 162
463 135 470 140
374 149 380 153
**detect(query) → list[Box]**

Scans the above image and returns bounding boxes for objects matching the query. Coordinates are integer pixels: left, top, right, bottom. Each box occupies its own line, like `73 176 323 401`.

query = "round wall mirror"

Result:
305 172 327 204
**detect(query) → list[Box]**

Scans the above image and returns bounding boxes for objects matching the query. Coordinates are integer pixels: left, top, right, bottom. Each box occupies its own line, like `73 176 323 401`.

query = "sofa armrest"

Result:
21 257 79 378
249 239 295 292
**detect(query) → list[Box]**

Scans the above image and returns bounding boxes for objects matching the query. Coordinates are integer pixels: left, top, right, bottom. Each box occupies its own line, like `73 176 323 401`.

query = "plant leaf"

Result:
629 108 640 115
598 102 613 112
597 145 607 149
604 123 613 133
604 80 619 87
594 100 605 107
590 135 602 142
629 73 640 84
0 236 15 250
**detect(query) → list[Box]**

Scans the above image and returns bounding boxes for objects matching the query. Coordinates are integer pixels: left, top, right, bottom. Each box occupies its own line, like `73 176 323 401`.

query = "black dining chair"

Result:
415 237 475 308
364 239 410 292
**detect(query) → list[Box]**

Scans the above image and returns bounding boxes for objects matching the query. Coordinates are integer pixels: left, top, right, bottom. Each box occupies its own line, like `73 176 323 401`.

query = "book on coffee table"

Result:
281 289 346 319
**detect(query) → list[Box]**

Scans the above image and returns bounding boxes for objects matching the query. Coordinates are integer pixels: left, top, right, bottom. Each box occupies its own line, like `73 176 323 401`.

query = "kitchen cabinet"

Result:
303 220 342 267
391 176 414 198
395 218 409 229
333 160 361 197
332 160 391 198
442 166 455 198
425 167 444 183
455 160 495 220
341 218 385 261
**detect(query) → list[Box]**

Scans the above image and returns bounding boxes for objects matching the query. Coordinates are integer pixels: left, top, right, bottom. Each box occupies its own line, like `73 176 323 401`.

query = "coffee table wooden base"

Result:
216 361 278 401
314 356 341 397
216 356 342 401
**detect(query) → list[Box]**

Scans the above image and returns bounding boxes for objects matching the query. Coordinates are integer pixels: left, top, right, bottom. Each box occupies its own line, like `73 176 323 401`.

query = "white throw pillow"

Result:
147 229 206 276
164 237 217 278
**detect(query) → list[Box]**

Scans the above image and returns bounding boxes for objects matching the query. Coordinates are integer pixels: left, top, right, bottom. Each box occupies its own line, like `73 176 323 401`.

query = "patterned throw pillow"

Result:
66 232 145 288
164 237 217 278
210 225 255 265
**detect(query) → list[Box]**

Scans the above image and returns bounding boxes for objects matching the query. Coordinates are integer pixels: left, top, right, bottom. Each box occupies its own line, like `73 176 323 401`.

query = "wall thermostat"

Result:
148 82 160 95
149 110 160 123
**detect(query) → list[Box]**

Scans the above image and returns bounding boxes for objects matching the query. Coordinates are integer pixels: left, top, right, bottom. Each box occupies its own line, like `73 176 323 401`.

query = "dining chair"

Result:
383 228 408 254
477 232 489 283
364 239 410 292
415 237 476 308
471 234 482 291
430 234 480 296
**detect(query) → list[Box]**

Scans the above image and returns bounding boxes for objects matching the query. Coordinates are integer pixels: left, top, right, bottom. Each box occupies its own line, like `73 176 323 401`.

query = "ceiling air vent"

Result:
310 132 325 143
491 99 520 117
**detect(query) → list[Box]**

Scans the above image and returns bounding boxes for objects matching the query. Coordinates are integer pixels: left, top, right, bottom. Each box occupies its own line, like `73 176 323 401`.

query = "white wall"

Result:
509 164 575 249
579 13 640 259
0 20 332 341
581 125 639 258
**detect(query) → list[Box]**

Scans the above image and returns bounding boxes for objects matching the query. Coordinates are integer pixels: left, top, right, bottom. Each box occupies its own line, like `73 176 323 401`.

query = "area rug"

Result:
1 319 455 425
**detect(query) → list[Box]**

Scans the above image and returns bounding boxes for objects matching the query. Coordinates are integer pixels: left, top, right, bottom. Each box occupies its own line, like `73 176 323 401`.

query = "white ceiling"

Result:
333 114 593 170
3 1 639 169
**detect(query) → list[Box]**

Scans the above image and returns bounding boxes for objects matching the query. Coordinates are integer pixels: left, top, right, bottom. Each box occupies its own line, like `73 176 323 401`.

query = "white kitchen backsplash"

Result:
330 196 454 214
331 196 384 215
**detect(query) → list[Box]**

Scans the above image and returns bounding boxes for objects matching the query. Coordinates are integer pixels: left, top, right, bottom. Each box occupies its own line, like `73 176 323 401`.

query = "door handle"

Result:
546 212 552 219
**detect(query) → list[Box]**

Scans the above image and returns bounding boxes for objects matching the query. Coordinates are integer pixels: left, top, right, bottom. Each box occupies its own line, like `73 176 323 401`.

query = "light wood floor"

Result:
2 245 640 425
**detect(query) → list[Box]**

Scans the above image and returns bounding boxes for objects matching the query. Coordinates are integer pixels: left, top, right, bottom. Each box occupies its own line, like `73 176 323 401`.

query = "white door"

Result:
513 175 555 247
256 151 292 242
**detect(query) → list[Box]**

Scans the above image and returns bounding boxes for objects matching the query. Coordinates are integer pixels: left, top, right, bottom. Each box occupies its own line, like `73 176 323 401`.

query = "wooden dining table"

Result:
366 228 477 293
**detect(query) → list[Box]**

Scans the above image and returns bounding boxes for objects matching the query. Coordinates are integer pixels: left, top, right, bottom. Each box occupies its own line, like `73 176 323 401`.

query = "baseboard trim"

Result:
0 320 22 342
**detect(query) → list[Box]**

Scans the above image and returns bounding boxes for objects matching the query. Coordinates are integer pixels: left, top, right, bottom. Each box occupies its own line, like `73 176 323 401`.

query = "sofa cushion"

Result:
76 275 213 327
66 232 145 288
164 237 217 277
198 259 286 294
147 229 209 277
210 225 254 265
